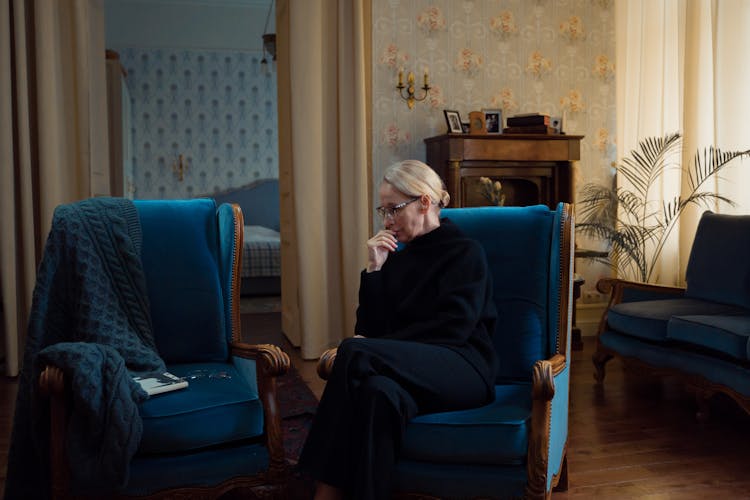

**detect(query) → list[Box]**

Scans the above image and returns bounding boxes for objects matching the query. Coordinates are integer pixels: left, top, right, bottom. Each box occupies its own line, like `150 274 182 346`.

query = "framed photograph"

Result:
468 111 486 135
443 110 463 134
483 109 503 134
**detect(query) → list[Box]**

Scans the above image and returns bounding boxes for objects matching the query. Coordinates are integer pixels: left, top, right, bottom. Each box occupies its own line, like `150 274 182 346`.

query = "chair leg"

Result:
592 350 613 384
695 388 712 424
553 454 569 492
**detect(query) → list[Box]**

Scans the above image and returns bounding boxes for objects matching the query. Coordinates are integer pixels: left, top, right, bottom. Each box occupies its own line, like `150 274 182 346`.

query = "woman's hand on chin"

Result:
366 229 398 272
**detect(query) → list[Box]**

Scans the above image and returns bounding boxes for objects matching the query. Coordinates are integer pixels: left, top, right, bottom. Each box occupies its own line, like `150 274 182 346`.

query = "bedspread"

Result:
242 225 281 278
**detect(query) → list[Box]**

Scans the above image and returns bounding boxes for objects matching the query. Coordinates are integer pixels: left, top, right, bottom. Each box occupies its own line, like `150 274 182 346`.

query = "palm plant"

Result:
576 132 750 283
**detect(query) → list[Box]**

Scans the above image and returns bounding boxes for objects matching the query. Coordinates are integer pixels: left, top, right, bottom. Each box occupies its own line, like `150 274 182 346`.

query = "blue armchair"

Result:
37 199 290 498
318 203 574 499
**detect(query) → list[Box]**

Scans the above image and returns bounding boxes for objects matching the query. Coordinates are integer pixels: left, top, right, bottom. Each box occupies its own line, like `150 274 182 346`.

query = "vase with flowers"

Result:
478 176 506 206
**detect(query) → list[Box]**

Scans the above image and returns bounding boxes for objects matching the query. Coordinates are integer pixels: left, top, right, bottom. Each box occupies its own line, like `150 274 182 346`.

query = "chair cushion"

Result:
400 383 531 466
685 211 750 309
667 315 750 361
137 362 263 454
135 199 228 363
607 298 744 342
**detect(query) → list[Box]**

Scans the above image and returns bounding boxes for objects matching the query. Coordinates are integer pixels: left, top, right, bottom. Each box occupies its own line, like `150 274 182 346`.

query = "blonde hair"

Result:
382 160 450 208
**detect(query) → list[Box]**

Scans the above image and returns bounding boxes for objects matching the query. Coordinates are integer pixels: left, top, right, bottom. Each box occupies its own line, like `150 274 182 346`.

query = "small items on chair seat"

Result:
138 362 264 454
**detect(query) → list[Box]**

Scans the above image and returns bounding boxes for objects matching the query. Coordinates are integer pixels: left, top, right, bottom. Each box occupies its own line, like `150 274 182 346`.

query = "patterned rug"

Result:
278 365 317 497
234 306 317 496
278 365 318 464
215 341 317 500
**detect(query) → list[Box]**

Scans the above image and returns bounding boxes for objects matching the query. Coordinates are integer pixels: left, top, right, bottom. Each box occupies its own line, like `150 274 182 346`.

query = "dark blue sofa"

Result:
594 211 750 419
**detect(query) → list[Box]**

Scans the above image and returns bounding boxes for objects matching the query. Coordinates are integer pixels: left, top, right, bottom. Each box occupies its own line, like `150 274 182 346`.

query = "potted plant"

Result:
576 132 750 283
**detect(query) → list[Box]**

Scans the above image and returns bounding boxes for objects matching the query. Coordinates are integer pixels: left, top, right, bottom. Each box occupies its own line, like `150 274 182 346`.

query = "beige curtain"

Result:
277 0 371 359
0 0 109 376
615 0 750 285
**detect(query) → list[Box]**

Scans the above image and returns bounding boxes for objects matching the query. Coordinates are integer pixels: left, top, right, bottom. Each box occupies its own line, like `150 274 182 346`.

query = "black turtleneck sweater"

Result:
355 219 498 389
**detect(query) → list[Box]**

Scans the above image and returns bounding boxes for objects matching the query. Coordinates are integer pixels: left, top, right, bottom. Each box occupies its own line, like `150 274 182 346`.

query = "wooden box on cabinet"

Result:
424 134 583 208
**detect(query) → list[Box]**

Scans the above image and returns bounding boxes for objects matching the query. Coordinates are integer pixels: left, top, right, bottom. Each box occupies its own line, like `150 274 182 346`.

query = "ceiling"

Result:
104 0 274 51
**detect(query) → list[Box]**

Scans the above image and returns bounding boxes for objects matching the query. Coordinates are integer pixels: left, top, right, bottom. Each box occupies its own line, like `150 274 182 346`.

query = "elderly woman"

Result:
299 160 498 500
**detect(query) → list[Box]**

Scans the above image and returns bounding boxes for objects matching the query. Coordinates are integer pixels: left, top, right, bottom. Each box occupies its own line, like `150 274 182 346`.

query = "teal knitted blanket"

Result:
4 198 166 499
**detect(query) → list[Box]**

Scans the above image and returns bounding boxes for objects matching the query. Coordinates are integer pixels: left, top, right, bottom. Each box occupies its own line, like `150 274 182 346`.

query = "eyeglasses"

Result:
376 197 419 220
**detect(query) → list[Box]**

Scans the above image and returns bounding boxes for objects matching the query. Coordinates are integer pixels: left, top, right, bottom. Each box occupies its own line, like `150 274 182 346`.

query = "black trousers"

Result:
298 337 492 500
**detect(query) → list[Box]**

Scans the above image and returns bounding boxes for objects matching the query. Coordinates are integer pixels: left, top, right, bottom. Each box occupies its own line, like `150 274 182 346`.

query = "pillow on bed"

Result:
244 225 280 242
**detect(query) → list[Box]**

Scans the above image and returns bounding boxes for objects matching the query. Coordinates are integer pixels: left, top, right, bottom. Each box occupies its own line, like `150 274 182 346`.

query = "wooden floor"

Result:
560 340 750 498
2 316 750 498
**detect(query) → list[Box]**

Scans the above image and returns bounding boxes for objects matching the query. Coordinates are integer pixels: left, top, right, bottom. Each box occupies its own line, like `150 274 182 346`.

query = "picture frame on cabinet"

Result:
444 110 463 134
468 111 486 135
483 109 503 134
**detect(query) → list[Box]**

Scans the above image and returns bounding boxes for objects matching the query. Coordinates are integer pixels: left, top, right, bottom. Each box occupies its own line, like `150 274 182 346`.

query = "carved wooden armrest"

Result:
531 354 565 401
595 279 686 339
596 277 685 298
231 341 290 377
526 353 568 498
317 347 338 381
230 341 290 479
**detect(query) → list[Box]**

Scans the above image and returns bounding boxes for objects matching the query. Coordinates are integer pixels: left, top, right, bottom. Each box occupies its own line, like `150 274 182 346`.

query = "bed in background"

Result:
211 179 280 297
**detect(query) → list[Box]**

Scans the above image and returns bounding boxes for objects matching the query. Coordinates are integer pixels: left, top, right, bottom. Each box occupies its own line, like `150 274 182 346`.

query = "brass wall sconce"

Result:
397 68 431 109
172 154 188 182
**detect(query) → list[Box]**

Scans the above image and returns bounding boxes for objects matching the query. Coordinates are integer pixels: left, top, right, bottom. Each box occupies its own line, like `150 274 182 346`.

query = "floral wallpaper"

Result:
115 47 278 199
372 0 616 295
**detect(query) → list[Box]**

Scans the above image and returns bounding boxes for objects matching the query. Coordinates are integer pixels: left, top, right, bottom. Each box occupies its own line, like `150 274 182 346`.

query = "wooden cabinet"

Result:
424 134 583 209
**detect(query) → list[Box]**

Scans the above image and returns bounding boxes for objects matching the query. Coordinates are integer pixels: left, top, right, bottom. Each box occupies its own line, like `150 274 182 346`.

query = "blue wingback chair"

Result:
40 199 290 498
318 203 574 499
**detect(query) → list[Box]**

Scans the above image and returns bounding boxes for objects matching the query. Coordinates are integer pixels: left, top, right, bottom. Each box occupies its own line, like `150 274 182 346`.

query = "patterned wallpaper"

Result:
115 47 278 199
372 0 616 176
371 0 617 295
